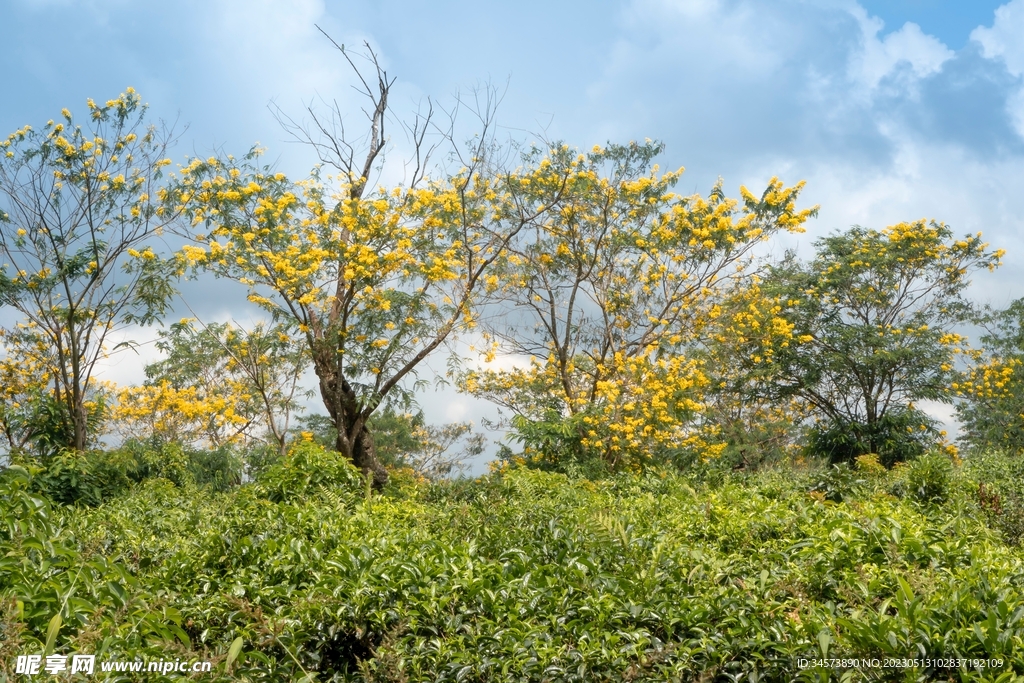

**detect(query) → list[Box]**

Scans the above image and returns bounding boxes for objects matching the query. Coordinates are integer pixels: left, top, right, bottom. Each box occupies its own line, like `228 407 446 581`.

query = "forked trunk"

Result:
338 422 388 488
313 346 389 487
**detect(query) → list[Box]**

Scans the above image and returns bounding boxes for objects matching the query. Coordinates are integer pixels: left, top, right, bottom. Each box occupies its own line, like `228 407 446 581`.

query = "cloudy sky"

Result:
2 0 1023 461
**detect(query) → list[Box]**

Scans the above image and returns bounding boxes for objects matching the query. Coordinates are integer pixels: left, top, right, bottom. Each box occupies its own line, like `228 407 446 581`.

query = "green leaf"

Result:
897 576 914 604
817 629 831 659
44 612 62 656
225 636 244 670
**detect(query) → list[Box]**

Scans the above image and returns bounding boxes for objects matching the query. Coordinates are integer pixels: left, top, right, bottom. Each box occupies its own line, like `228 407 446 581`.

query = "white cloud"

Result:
753 136 1024 302
847 10 953 93
90 326 165 388
623 0 788 73
972 0 1024 76
200 0 346 100
972 0 1024 138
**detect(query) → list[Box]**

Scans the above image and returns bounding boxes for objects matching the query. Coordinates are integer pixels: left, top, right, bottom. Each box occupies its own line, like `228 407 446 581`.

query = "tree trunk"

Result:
65 379 87 452
339 421 388 488
72 401 88 451
313 346 389 487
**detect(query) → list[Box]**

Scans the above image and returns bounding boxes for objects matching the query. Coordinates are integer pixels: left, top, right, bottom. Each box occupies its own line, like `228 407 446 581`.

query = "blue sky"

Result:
3 0 1024 450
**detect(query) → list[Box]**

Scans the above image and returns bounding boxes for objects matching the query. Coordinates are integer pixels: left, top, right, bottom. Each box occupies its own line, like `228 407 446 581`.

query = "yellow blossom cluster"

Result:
0 326 54 437
111 380 252 448
953 358 1020 400
165 142 642 418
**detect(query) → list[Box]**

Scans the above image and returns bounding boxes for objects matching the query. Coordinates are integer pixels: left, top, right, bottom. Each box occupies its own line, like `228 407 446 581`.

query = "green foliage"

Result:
903 452 954 504
255 440 365 503
16 439 248 506
297 408 484 480
3 450 1024 680
750 222 1001 466
964 450 1024 546
363 406 420 467
508 410 608 474
184 444 245 491
808 462 866 503
805 407 938 467
0 350 110 459
26 450 133 506
5 388 76 458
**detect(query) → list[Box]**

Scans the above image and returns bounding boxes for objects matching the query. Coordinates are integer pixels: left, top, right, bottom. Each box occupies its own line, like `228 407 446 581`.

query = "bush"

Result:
17 439 252 506
899 452 954 505
28 449 133 506
808 462 866 502
187 445 244 491
240 441 283 479
256 440 365 503
964 450 1024 546
805 408 937 468
113 438 193 486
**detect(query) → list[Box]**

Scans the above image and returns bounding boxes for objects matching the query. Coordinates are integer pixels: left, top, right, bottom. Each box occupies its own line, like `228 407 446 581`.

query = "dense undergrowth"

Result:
3 444 1024 682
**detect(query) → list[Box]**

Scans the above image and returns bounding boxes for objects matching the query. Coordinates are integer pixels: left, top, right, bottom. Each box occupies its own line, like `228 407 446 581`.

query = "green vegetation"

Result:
5 68 1024 683
2 444 1024 681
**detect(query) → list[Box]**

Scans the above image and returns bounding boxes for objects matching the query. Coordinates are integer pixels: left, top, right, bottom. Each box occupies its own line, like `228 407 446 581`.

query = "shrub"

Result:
965 450 1024 546
256 440 365 503
805 408 937 468
113 438 193 486
187 445 244 491
28 450 133 506
853 452 885 476
808 462 866 502
22 439 253 506
903 452 954 504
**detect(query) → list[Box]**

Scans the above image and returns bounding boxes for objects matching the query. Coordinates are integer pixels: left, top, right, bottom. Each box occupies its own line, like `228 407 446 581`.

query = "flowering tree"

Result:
693 280 812 469
112 320 308 453
955 299 1024 453
0 325 57 454
0 90 179 452
165 138 597 484
745 221 1003 465
461 141 815 471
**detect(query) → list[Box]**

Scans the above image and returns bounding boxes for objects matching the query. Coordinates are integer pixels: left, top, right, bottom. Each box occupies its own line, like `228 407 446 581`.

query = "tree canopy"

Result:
0 89 178 451
741 221 1003 464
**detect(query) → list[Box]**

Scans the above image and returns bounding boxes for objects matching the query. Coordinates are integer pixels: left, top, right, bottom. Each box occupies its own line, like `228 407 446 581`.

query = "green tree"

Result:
746 220 1002 465
0 90 178 451
955 298 1024 453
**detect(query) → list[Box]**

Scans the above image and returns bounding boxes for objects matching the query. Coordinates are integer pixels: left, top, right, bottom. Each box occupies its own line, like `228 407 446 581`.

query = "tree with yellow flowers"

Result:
743 221 1003 466
0 90 178 453
693 279 812 469
111 319 309 454
0 325 58 454
460 140 816 472
956 298 1024 453
164 135 602 484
